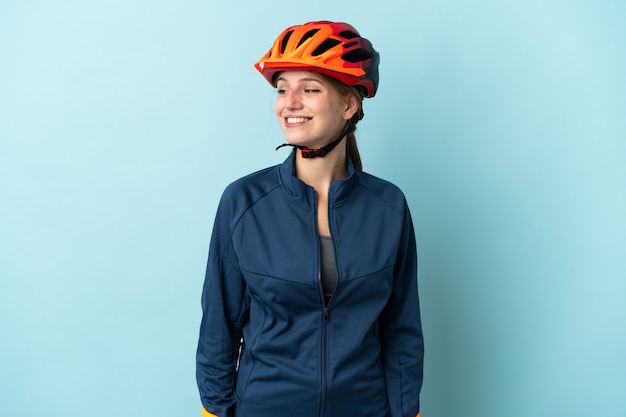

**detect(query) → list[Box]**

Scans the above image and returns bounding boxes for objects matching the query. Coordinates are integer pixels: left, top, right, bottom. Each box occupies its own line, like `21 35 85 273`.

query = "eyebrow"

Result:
275 76 323 84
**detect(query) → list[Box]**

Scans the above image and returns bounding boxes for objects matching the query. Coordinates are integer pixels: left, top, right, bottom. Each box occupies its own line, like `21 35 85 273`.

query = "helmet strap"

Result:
275 122 353 159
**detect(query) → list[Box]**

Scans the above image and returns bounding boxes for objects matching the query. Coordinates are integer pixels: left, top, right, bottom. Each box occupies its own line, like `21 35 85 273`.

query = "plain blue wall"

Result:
1 1 624 416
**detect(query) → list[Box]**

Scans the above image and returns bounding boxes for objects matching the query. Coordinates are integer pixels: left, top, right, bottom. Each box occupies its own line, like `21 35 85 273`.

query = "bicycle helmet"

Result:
255 20 380 98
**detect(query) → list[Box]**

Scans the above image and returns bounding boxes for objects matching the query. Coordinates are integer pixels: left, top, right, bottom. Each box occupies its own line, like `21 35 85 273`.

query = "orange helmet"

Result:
255 21 380 98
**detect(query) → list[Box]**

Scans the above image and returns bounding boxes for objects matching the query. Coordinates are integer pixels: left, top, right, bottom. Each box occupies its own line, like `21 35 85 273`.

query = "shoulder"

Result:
354 170 408 213
217 164 282 217
224 164 280 195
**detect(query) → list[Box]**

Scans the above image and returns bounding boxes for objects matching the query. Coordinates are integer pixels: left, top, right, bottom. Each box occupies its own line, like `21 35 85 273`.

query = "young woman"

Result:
196 21 424 417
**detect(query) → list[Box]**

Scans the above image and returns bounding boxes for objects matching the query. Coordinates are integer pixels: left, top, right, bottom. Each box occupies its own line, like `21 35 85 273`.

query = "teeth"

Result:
287 117 309 124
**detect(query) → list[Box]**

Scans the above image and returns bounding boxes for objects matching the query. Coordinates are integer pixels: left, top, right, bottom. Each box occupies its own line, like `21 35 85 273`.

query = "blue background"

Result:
1 1 624 416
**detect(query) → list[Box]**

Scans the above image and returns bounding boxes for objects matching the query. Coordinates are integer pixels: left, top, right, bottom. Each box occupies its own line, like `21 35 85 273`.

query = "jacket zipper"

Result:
313 191 329 417
320 298 329 417
318 182 344 417
314 190 329 417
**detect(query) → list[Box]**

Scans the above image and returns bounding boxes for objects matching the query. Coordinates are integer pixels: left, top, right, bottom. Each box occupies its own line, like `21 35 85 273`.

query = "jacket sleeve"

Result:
379 201 424 417
196 188 249 417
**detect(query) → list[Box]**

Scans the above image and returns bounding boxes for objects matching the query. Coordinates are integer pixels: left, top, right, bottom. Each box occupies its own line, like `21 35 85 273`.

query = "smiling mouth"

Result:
286 117 311 124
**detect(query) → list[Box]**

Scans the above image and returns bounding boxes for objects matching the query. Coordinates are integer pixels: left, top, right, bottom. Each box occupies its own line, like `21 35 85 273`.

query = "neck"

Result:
294 141 348 193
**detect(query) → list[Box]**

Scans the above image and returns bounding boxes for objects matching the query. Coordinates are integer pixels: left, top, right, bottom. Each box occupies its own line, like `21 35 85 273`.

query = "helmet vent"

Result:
312 39 341 56
338 30 359 39
297 29 320 48
342 48 372 63
280 30 293 54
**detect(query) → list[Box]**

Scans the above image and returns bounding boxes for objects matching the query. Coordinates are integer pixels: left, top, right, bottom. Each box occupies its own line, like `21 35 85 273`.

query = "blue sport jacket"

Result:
197 152 424 417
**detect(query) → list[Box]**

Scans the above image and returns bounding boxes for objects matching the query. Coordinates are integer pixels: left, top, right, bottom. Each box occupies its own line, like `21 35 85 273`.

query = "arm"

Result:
196 190 249 417
379 202 424 417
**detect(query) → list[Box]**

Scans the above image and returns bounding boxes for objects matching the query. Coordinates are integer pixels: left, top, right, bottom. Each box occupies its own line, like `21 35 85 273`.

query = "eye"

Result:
304 88 321 93
276 88 287 95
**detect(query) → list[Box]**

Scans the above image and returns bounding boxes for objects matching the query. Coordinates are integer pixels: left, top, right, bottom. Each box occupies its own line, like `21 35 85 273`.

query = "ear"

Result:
342 93 360 120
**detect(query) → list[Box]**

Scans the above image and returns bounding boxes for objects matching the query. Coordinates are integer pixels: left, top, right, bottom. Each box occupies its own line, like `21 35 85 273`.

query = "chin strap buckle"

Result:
275 144 325 158
300 148 325 158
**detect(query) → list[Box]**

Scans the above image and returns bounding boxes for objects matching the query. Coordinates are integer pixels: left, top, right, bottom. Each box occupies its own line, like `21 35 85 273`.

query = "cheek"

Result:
327 97 346 118
274 99 281 117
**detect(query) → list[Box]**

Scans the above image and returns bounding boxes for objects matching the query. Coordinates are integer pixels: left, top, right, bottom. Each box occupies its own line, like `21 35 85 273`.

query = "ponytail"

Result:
346 132 362 171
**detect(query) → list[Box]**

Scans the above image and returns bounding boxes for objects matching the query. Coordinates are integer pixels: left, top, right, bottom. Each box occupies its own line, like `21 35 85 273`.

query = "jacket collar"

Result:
278 150 358 209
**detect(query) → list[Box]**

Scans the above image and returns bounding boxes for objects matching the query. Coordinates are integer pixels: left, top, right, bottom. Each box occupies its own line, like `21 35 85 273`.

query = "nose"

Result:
284 89 303 110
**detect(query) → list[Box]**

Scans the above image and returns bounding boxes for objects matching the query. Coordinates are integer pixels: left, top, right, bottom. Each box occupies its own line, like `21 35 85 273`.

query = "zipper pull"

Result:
323 307 329 322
